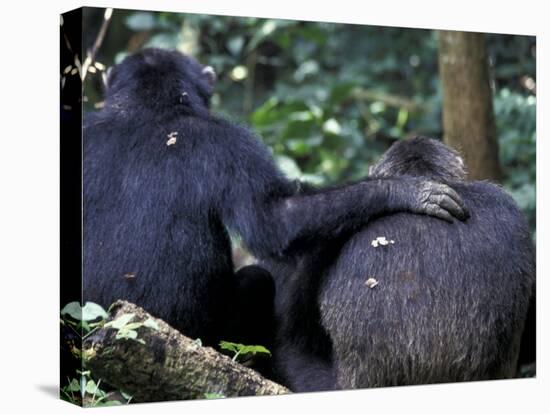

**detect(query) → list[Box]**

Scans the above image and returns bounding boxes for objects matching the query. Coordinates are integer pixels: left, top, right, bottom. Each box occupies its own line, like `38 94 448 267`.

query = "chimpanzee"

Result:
268 137 535 391
82 48 467 350
517 293 536 375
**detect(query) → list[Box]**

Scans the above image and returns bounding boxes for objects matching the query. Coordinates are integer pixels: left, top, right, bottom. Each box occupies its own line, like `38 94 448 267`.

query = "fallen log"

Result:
82 300 289 402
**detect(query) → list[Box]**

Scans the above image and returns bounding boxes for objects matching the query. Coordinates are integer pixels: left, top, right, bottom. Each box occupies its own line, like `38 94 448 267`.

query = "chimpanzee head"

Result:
369 137 467 181
104 48 216 115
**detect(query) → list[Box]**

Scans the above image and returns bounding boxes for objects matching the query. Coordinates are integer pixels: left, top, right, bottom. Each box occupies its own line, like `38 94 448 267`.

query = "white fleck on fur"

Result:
166 131 178 146
365 278 379 289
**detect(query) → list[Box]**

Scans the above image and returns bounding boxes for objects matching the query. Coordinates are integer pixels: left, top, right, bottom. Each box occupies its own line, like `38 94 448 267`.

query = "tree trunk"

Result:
82 301 289 403
438 30 502 182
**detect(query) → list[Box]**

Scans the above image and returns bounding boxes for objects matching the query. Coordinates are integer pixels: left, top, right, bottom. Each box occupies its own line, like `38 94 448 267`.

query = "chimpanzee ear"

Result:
201 66 217 87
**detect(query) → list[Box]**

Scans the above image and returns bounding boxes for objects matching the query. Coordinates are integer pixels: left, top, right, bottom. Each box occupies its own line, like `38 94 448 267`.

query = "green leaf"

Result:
251 99 310 129
80 376 86 398
116 329 138 340
246 20 279 52
85 379 105 396
227 36 244 56
125 12 156 31
219 341 271 359
114 52 129 65
105 313 135 330
219 341 240 353
294 60 320 82
61 302 82 320
61 302 108 322
204 392 225 400
329 82 358 104
323 118 342 135
143 318 160 331
81 302 108 321
145 33 180 50
123 322 145 331
204 393 226 399
250 97 279 127
80 320 90 332
275 155 302 180
120 391 133 400
66 378 80 392
396 107 409 129
240 344 272 357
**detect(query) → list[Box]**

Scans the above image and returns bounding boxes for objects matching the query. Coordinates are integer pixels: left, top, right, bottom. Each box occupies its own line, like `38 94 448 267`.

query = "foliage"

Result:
61 301 108 335
81 10 536 232
104 313 159 345
61 301 108 321
60 302 135 406
219 341 271 362
60 301 270 404
61 368 133 407
494 88 536 235
204 392 226 399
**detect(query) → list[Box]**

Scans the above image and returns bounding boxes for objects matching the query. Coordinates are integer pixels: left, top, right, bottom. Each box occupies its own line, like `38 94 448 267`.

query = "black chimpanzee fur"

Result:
82 49 468 350
268 138 535 391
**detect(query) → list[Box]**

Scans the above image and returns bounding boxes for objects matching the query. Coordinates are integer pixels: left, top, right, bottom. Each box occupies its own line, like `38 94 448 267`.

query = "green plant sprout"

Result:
104 313 159 345
219 341 271 362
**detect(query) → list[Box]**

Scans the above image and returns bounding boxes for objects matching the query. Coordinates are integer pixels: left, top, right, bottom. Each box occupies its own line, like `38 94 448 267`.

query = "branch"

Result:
81 8 113 82
82 300 289 403
352 87 427 112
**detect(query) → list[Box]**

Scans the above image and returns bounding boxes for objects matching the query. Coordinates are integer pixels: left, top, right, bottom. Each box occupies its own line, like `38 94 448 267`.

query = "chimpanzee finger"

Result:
429 193 468 221
424 203 454 223
433 184 470 220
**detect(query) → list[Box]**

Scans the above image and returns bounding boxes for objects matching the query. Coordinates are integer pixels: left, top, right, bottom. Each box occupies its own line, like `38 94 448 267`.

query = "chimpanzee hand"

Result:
388 177 469 222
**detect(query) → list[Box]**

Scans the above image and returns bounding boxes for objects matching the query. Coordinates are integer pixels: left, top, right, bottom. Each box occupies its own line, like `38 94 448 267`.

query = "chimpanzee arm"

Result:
275 176 465 241
215 122 468 257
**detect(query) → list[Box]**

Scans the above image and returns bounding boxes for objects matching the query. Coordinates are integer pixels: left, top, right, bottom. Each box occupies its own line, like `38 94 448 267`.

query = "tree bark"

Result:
82 301 289 403
438 30 502 182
